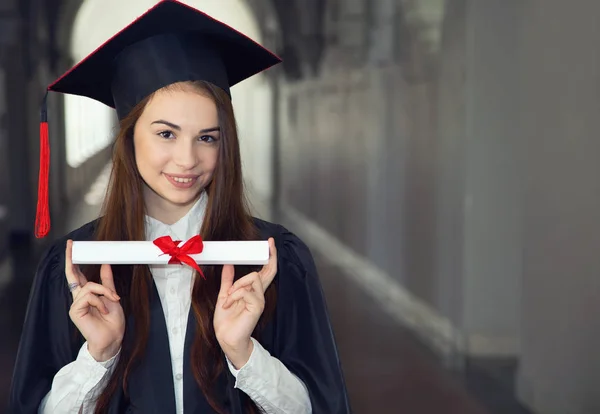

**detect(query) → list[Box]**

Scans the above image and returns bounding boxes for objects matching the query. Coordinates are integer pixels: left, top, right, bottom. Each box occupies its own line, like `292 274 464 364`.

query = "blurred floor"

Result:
315 253 489 414
0 188 532 414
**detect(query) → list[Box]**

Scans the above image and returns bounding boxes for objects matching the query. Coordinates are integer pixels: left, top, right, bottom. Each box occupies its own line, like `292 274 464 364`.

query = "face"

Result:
133 84 219 219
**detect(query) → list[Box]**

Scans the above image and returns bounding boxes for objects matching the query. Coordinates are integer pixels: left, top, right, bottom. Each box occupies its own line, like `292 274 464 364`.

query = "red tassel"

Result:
35 93 50 238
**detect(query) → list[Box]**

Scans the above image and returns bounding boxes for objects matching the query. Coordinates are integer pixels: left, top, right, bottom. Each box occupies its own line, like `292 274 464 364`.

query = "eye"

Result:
198 135 217 143
158 130 175 139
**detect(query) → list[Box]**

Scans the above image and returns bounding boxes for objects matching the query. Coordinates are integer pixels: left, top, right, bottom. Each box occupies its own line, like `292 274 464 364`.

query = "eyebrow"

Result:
151 120 220 133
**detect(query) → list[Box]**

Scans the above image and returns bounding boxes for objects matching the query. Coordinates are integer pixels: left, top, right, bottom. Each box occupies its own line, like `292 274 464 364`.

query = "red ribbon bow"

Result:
153 235 205 279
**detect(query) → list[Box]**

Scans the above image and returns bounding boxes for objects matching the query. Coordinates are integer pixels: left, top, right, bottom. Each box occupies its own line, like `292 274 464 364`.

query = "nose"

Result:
172 137 198 170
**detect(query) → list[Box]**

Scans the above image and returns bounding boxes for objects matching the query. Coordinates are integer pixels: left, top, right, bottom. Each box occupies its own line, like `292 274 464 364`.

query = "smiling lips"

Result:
164 173 199 189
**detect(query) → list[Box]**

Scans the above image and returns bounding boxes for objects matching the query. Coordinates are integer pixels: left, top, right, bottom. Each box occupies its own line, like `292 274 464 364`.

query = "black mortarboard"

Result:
35 0 281 238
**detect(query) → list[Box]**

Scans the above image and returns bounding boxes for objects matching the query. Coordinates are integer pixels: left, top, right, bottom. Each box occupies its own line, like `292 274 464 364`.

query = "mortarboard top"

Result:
35 0 282 238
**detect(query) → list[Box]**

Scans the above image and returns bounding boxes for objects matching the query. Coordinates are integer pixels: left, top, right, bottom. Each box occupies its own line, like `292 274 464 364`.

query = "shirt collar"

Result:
144 191 208 241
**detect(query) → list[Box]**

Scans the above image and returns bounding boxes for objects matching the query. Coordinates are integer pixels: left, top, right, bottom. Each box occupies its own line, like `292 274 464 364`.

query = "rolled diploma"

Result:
72 240 269 265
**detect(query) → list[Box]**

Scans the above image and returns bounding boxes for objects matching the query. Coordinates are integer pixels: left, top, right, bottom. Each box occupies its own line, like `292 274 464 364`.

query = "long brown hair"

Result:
84 81 276 413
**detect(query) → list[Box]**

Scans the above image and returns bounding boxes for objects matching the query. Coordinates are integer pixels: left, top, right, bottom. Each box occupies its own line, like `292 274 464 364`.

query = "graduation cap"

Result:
35 0 281 238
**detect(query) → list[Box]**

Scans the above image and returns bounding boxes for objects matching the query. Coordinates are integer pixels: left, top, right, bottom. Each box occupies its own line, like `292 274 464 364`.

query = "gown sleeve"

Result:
268 225 352 414
8 237 84 414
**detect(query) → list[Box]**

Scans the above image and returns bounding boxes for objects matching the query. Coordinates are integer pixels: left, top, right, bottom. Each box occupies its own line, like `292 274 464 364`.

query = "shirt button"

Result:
175 374 182 381
170 287 176 295
172 327 178 335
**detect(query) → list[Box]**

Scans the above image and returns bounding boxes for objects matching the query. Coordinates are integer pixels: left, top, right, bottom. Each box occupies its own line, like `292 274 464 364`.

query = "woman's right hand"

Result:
65 239 125 362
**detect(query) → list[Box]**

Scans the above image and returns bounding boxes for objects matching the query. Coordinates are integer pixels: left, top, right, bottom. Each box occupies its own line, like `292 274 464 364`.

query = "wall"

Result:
433 0 467 338
1 0 35 241
277 0 524 359
277 0 461 356
461 0 522 355
277 0 600 412
516 0 600 412
0 67 9 255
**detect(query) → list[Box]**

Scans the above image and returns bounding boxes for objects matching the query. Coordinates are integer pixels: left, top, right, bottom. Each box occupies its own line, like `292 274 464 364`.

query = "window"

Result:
65 94 114 168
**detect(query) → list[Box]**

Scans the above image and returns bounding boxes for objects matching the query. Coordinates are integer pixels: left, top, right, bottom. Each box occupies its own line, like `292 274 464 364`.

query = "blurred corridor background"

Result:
1 0 599 413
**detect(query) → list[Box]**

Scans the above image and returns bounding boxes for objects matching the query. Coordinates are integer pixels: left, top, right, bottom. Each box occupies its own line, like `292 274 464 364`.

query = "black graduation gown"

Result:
8 218 351 413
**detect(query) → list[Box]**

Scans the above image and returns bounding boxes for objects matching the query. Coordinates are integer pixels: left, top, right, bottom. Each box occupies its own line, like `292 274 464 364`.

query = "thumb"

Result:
219 264 235 299
100 263 117 293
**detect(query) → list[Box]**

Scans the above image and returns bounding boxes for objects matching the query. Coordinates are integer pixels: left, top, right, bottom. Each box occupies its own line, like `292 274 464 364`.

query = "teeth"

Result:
171 176 193 183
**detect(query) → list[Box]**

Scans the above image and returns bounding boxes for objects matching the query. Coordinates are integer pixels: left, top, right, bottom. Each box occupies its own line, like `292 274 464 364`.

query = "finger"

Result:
224 276 264 309
71 292 109 316
218 264 235 299
79 282 120 301
223 287 264 310
228 238 277 295
65 240 76 283
227 272 260 295
100 264 119 299
258 238 278 288
66 240 89 282
65 240 82 298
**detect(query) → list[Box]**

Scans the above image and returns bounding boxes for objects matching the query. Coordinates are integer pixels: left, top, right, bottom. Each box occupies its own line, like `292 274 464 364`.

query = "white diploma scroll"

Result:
71 240 269 266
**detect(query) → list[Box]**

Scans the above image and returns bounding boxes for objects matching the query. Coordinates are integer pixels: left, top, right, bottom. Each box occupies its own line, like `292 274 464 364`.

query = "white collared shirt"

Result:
39 192 311 413
143 192 206 403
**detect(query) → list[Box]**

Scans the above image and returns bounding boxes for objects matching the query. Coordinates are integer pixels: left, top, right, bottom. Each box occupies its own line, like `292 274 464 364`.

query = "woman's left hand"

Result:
214 237 278 369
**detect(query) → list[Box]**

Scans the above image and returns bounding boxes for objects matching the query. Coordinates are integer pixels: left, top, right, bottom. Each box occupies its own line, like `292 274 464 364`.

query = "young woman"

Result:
8 2 350 413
